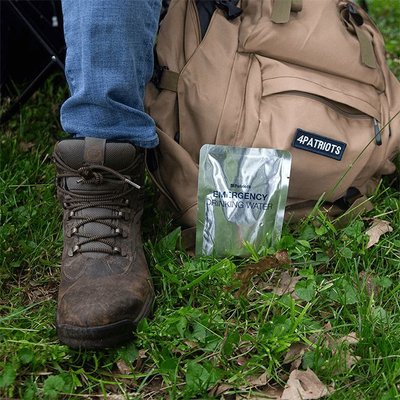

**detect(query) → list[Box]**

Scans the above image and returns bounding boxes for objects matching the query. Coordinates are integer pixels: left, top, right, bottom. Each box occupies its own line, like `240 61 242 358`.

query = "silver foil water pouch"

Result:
196 145 292 257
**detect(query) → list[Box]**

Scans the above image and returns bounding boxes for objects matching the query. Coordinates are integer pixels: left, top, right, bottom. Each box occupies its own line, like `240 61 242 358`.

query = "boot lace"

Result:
54 153 141 256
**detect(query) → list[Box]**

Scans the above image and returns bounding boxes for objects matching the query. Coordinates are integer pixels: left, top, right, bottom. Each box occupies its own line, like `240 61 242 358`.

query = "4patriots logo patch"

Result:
292 128 347 161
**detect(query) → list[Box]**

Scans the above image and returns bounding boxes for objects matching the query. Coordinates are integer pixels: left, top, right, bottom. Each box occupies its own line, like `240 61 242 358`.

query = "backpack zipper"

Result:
278 90 382 145
373 118 382 145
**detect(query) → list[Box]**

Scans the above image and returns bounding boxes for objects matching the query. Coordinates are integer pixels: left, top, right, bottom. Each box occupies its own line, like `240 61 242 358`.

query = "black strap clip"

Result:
346 3 364 26
215 0 242 20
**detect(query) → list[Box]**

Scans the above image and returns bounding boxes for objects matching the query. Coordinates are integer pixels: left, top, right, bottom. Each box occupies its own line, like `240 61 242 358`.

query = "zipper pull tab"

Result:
373 119 382 146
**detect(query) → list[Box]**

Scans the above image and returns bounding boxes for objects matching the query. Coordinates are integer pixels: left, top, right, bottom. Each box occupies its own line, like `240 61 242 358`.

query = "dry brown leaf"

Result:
341 354 360 371
212 383 282 399
307 322 331 346
330 332 359 375
336 332 358 346
332 352 361 376
236 390 282 400
208 383 233 397
283 343 309 371
138 375 165 399
359 271 380 296
272 271 302 298
324 322 332 331
310 329 359 376
281 368 331 400
366 219 393 248
231 251 291 297
237 356 248 366
135 349 148 371
116 359 131 375
247 372 271 387
325 331 359 354
183 339 198 349
19 141 35 152
263 386 284 399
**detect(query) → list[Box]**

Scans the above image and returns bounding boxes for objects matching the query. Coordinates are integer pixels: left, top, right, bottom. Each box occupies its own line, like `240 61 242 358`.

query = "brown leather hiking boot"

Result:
53 137 154 349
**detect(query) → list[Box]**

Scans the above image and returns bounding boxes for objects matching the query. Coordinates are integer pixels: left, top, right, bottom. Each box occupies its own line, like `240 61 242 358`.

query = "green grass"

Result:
1 1 399 399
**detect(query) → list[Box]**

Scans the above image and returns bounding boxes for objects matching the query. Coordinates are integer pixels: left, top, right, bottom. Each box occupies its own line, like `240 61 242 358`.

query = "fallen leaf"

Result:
359 271 380 296
236 390 282 400
365 219 393 248
183 340 198 349
208 383 233 397
237 355 248 366
281 368 331 400
247 372 271 387
272 271 302 299
330 332 359 375
325 331 359 354
343 354 360 370
336 332 358 346
311 329 359 376
135 349 148 371
283 343 309 370
140 375 165 398
231 251 291 297
19 141 35 152
332 352 361 375
263 386 284 399
116 359 131 375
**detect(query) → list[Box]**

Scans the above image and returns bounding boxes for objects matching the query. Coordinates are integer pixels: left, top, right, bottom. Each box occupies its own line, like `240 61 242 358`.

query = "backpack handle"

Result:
271 0 303 24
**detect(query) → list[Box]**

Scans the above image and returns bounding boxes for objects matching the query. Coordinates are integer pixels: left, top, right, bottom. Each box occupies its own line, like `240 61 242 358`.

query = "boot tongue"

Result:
56 137 137 171
57 138 137 193
56 138 137 256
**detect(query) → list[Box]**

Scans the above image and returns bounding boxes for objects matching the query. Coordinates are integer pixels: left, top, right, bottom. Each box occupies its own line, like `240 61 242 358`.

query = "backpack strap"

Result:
158 69 179 92
271 0 303 24
152 0 242 92
339 3 377 69
152 65 179 92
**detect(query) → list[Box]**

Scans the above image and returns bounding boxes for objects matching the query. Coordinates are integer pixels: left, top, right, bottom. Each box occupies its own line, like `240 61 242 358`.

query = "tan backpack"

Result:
145 0 400 229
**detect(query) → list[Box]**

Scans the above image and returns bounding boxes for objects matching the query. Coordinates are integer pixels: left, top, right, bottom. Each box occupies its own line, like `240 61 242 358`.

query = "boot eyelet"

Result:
113 246 121 254
72 227 78 235
68 245 80 257
125 199 129 205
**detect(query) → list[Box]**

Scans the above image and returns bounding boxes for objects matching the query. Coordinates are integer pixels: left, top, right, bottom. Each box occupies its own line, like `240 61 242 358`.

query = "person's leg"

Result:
54 0 161 349
60 0 160 148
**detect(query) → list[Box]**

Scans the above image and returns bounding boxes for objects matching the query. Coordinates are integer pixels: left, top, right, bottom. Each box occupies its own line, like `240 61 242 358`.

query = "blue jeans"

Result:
60 0 161 148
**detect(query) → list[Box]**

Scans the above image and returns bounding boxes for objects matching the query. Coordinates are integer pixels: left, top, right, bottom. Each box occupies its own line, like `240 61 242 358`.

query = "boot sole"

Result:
56 293 153 350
